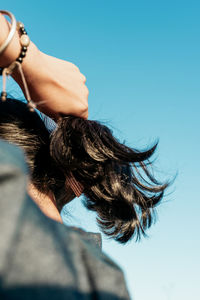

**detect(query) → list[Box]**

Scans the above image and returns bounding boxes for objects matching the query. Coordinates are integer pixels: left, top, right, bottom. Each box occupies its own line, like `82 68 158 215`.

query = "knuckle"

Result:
71 62 80 72
83 85 89 98
86 87 89 97
79 102 88 117
81 74 86 83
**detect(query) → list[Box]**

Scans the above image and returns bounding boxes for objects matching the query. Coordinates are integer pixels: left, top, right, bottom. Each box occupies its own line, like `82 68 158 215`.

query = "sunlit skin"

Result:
0 13 88 120
28 183 63 223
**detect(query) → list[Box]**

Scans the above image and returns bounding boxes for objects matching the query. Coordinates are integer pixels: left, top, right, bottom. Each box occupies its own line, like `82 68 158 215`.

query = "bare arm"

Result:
0 13 88 120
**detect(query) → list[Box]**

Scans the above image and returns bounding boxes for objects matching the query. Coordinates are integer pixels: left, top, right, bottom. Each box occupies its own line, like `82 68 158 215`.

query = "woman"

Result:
0 11 168 243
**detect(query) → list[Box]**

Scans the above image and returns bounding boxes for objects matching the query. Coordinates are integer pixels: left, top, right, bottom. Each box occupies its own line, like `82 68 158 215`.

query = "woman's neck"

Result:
28 183 62 223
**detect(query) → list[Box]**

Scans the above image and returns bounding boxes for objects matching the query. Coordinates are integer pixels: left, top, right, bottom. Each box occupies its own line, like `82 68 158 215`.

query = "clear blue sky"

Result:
1 1 200 299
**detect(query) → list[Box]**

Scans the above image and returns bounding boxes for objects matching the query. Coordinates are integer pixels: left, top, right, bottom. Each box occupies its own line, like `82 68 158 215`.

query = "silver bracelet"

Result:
0 10 17 55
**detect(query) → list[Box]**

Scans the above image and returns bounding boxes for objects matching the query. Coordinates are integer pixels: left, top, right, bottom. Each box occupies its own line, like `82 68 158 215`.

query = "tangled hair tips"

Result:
50 117 168 243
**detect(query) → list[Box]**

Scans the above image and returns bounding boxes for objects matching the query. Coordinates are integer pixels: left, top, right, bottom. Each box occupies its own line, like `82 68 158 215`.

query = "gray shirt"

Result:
0 140 131 300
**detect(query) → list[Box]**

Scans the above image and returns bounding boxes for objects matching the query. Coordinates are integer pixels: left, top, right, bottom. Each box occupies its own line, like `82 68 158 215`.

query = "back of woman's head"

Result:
0 98 168 243
0 99 66 201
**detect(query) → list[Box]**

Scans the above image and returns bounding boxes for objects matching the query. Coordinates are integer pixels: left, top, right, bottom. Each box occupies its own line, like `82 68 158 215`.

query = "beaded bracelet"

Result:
16 22 30 64
0 12 36 111
0 22 30 102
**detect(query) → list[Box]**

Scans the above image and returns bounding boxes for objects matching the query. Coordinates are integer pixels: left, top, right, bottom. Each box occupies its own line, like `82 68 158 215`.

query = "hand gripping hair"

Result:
0 99 168 243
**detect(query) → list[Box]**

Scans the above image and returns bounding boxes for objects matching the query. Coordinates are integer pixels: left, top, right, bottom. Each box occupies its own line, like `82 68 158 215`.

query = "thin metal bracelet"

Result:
0 10 17 55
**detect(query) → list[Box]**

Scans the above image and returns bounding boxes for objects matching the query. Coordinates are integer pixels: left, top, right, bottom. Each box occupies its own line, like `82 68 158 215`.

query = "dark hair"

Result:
0 98 168 243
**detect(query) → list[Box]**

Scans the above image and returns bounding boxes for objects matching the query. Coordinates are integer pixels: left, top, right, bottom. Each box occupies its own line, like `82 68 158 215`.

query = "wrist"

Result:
0 12 40 89
11 41 40 87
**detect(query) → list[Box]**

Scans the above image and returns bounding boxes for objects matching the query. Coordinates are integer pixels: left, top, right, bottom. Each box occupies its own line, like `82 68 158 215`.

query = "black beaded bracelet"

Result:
16 22 30 64
0 22 30 101
0 23 29 75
